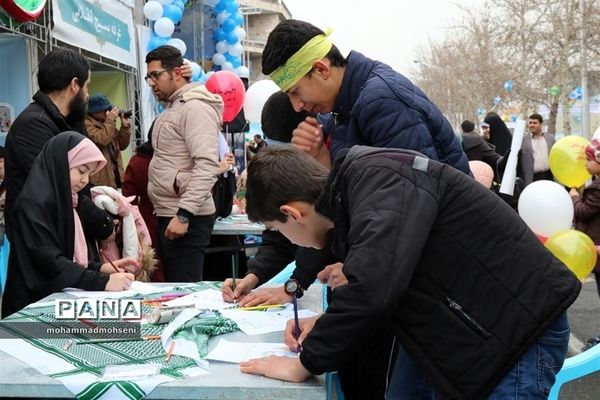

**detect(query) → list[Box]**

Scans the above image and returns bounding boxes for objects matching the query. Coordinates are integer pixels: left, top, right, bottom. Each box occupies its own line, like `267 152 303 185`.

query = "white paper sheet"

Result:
162 289 232 310
220 306 319 335
206 338 297 363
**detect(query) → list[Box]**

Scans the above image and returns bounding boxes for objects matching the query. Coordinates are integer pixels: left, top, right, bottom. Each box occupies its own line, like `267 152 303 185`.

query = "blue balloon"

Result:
163 4 183 24
173 0 185 11
148 35 168 51
230 12 243 26
215 0 228 13
225 30 238 44
226 1 239 14
224 53 241 68
221 18 236 33
214 28 226 42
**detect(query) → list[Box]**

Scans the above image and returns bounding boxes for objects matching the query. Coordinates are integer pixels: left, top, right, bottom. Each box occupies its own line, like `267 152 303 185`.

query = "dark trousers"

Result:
533 170 553 181
337 326 397 400
156 215 214 282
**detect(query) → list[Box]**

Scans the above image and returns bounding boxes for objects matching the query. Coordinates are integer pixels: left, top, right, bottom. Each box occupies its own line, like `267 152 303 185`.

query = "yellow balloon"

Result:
545 229 597 279
549 135 591 188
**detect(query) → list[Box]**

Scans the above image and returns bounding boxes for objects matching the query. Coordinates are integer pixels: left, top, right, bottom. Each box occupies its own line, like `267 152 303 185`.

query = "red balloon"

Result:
205 71 245 123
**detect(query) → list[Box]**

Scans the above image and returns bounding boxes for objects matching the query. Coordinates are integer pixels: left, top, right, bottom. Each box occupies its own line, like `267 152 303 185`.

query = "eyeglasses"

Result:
144 70 168 84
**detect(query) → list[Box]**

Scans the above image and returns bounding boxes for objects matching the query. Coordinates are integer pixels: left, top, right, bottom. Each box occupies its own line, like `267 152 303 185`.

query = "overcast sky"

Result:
284 0 485 75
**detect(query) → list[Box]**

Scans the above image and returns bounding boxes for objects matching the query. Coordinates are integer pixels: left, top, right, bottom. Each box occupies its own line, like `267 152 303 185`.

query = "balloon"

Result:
154 17 175 38
225 1 239 14
166 38 187 56
214 0 228 12
162 4 183 24
549 135 591 188
213 29 226 42
518 180 574 237
173 0 185 11
233 26 246 41
469 160 493 188
147 35 168 51
189 61 202 80
212 53 226 66
157 0 173 4
205 71 215 80
222 18 236 33
536 234 548 244
230 12 243 26
228 42 244 57
236 65 249 79
205 70 245 123
545 230 597 279
222 61 234 71
225 30 238 45
243 79 280 123
216 40 229 54
216 10 230 24
143 1 163 21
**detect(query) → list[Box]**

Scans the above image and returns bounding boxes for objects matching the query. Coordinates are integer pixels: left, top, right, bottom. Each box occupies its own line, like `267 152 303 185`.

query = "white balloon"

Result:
212 53 226 66
222 61 234 71
243 80 280 123
167 38 187 56
215 40 229 54
157 0 173 5
234 26 246 41
205 71 215 80
143 1 163 21
228 42 244 57
236 65 249 79
518 180 574 237
190 61 201 78
154 17 175 38
216 10 230 25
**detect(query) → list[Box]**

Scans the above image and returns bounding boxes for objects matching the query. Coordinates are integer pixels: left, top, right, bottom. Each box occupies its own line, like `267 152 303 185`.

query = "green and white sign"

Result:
52 0 136 67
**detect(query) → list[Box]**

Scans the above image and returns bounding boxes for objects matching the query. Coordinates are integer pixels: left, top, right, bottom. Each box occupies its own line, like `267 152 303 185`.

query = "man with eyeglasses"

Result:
144 45 224 282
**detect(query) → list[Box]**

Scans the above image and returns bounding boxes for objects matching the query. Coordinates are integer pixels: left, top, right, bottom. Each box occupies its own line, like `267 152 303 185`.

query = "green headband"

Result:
269 28 333 92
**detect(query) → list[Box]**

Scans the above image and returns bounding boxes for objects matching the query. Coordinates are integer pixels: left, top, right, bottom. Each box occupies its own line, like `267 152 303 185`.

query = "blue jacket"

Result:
331 51 470 174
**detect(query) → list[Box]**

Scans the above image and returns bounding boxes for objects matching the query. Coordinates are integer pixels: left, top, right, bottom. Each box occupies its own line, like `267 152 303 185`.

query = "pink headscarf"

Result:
67 138 106 267
585 139 600 162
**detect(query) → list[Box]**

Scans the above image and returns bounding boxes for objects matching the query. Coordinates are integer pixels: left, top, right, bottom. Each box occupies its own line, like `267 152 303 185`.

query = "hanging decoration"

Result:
143 0 206 84
211 0 248 78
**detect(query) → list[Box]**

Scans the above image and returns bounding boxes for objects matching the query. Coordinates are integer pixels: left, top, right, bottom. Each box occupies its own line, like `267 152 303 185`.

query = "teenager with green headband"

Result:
261 19 470 175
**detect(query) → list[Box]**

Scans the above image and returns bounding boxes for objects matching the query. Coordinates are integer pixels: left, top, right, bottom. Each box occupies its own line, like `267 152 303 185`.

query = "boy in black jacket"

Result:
240 146 580 399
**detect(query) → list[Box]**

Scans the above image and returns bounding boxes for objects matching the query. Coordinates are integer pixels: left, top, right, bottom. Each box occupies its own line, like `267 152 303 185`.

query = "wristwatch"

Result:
284 279 304 299
177 214 190 224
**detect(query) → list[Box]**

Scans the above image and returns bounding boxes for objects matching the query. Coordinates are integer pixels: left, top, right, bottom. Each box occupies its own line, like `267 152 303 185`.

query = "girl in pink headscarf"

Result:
2 132 138 316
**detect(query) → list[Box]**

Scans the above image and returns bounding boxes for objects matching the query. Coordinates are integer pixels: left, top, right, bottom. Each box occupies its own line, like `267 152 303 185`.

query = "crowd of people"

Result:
0 17 596 400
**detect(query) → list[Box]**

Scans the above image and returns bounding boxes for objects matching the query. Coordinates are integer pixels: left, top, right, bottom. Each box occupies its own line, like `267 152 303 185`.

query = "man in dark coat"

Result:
261 19 469 175
5 48 91 231
240 146 581 400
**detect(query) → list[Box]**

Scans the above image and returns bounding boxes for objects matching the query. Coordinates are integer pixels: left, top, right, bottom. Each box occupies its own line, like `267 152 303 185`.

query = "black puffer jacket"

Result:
5 91 82 217
299 146 581 399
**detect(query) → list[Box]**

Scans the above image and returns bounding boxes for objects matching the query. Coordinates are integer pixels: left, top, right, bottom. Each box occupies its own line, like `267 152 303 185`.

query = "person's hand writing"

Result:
105 272 135 291
316 262 347 289
240 356 312 382
237 286 292 307
284 315 320 352
165 216 188 240
221 274 259 303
